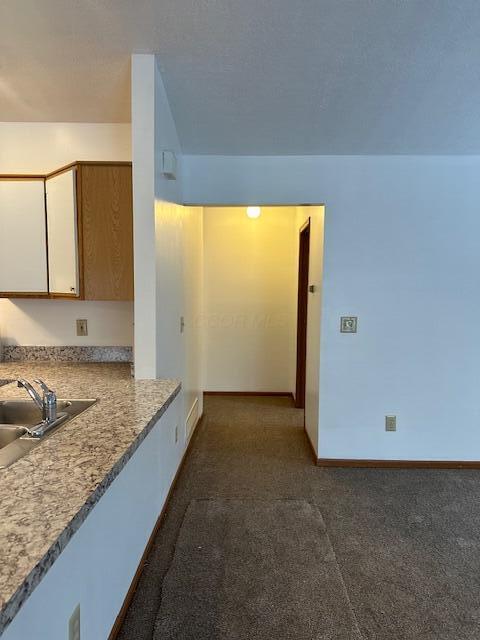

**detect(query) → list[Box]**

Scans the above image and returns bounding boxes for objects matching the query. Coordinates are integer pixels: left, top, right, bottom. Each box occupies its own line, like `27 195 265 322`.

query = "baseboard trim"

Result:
304 426 318 464
108 412 204 640
204 391 294 399
317 458 480 469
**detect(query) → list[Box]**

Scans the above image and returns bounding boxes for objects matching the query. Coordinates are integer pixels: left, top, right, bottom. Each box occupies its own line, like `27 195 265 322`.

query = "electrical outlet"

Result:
175 424 178 443
385 415 397 432
76 319 88 337
69 604 80 640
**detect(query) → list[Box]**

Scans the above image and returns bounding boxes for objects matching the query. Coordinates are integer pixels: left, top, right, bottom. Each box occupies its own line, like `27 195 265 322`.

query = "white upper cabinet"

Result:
45 169 79 296
1 161 132 300
0 179 48 293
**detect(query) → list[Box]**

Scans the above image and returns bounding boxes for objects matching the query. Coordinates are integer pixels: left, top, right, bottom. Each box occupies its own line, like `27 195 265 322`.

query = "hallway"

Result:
118 396 480 640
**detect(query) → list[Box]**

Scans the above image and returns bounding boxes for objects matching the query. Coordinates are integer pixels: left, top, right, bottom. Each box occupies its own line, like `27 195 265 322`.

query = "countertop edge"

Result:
0 382 181 635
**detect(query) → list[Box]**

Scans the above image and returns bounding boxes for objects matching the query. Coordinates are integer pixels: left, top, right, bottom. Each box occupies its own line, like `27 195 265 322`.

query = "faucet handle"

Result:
33 380 57 408
33 379 57 422
33 379 54 395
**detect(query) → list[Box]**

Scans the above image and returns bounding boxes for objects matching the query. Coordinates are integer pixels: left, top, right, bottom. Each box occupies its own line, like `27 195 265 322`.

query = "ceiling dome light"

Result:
246 206 261 219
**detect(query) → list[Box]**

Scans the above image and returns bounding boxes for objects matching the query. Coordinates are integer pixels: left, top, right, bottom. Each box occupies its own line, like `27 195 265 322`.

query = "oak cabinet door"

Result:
80 164 133 300
46 169 79 295
0 180 48 293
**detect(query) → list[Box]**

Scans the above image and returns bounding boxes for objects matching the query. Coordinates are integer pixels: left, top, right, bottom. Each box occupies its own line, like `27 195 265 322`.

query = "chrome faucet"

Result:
34 379 58 423
17 379 43 410
17 378 57 423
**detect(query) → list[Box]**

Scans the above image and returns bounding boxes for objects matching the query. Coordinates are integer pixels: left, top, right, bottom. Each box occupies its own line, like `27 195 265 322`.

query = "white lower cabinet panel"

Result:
2 395 183 640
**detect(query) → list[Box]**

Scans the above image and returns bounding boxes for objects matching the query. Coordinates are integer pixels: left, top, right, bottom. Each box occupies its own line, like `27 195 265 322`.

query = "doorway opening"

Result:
200 204 325 457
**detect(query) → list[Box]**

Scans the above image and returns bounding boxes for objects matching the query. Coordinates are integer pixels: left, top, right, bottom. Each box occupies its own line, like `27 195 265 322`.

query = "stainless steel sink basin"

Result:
0 398 96 469
0 425 26 448
0 400 72 427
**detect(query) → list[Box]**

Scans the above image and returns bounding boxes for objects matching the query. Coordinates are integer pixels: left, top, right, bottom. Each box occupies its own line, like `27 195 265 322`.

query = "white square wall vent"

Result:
162 150 177 180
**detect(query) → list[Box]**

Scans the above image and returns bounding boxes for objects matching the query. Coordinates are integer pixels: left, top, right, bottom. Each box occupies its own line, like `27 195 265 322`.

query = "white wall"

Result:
183 155 480 462
0 300 133 346
132 55 203 431
181 206 204 434
154 60 183 204
154 202 204 433
132 54 184 378
0 123 131 174
2 396 182 640
203 206 298 393
0 121 133 349
131 55 157 377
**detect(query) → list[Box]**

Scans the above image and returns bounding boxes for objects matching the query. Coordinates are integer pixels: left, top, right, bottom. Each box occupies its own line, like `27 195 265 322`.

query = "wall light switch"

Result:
340 316 357 333
76 319 88 336
385 415 397 432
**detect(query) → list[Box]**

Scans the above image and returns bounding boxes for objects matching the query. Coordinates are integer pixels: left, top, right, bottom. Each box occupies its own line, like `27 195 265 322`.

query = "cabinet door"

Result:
0 179 48 293
46 169 79 295
80 164 133 300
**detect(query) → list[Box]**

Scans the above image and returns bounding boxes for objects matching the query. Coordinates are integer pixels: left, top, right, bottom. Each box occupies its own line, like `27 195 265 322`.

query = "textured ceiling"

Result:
1 1 480 154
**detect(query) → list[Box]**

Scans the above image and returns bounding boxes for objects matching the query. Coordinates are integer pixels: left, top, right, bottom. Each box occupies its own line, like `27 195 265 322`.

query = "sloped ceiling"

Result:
1 0 480 154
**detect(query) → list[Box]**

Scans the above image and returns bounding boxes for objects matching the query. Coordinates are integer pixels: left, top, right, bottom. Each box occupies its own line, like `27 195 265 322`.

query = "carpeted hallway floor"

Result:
117 395 480 640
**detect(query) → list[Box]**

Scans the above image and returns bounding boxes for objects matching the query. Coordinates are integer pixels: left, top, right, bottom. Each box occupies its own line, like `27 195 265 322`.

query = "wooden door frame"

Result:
295 218 311 408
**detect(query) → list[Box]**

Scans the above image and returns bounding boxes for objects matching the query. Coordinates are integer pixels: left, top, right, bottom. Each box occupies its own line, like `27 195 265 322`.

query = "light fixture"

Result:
246 206 261 219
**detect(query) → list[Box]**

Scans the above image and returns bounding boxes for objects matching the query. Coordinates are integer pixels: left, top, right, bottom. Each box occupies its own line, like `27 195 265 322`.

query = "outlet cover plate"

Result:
385 415 397 432
76 319 88 337
340 316 357 333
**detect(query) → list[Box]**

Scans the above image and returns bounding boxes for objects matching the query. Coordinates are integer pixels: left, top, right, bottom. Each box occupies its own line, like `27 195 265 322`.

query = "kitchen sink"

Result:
0 398 96 469
0 425 26 449
0 399 73 426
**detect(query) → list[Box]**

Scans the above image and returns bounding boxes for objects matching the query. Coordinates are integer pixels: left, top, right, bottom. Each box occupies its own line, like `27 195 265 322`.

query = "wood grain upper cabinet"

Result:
0 162 133 300
45 162 133 301
77 163 133 300
0 179 48 295
46 169 79 296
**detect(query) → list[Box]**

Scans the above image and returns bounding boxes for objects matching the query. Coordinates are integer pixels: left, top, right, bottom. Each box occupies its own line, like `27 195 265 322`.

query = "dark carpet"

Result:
154 499 362 640
117 395 480 640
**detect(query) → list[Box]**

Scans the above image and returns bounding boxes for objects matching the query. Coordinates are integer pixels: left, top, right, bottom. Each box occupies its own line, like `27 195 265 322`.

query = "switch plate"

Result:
340 316 357 333
69 604 80 640
385 415 397 432
180 316 185 334
76 319 88 336
175 424 178 443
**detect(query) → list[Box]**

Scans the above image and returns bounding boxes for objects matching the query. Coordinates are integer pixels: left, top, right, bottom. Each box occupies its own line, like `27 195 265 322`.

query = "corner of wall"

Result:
132 54 157 379
131 53 185 380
